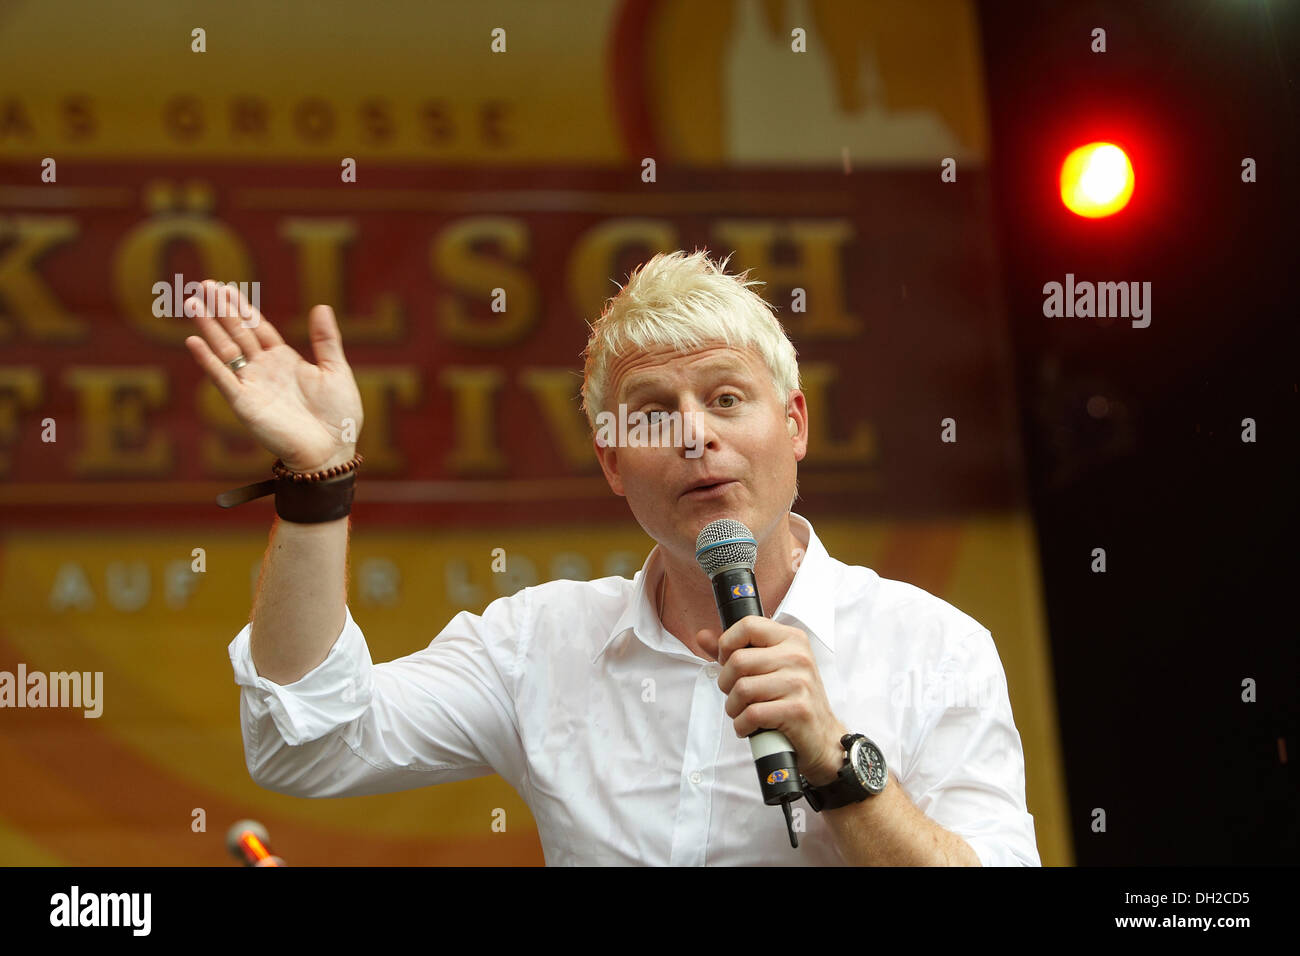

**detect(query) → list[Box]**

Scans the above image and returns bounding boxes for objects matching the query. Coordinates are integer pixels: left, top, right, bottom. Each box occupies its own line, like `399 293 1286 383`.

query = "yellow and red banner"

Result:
1 0 1070 865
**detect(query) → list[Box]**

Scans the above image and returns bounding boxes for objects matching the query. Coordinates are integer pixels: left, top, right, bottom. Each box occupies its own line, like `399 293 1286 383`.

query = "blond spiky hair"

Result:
580 249 800 432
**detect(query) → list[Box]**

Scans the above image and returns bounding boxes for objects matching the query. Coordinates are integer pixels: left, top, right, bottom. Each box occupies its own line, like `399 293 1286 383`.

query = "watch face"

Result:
852 739 888 794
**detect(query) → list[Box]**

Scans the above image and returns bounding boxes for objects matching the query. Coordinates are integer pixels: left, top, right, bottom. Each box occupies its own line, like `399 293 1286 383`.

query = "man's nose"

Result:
680 405 718 457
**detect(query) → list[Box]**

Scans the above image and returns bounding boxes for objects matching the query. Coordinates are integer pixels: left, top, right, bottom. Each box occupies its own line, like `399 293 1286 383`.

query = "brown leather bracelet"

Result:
217 454 363 523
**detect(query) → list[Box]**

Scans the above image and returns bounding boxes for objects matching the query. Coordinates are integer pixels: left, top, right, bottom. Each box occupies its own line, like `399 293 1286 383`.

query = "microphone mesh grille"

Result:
695 519 757 576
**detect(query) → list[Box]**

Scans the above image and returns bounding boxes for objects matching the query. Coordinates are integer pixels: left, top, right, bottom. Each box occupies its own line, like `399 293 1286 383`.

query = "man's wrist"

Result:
804 766 840 788
804 725 851 787
285 447 358 473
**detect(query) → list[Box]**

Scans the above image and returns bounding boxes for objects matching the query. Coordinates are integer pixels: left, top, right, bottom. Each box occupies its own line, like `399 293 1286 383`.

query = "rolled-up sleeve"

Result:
901 628 1041 867
228 590 530 800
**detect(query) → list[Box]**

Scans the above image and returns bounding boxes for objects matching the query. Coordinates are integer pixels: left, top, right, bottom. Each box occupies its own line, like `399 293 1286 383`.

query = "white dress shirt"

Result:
229 512 1041 866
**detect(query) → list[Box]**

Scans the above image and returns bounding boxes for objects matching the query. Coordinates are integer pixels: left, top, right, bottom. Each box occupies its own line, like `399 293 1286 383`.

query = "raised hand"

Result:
183 280 363 472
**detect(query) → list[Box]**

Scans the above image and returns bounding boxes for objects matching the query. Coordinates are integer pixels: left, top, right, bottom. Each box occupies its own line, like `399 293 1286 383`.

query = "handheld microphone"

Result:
226 819 286 866
695 518 804 849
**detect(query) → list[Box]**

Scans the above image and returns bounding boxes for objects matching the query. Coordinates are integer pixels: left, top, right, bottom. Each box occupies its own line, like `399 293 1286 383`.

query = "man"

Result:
187 250 1040 866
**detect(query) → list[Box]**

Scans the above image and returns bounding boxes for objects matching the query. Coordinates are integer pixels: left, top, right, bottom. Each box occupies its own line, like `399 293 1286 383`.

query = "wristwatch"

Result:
800 733 888 812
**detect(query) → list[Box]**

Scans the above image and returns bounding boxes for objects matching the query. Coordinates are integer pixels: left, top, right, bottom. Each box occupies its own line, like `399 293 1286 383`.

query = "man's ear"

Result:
786 390 809 461
593 435 626 496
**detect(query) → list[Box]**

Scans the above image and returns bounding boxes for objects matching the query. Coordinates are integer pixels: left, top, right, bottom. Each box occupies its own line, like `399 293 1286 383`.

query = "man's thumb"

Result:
696 627 721 661
309 305 345 367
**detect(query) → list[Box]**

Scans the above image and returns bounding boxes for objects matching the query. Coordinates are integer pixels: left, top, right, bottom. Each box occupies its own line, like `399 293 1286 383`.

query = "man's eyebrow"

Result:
619 360 755 402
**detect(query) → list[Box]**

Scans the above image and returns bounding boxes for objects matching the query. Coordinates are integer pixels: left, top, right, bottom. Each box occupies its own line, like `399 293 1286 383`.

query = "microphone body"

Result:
696 519 804 848
707 565 804 807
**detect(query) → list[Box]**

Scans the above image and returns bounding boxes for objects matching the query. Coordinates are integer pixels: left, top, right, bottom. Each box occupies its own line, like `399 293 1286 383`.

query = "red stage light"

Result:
1060 142 1134 218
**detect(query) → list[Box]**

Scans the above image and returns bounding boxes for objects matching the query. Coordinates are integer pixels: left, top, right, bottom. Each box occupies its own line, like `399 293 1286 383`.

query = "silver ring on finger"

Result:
227 354 249 372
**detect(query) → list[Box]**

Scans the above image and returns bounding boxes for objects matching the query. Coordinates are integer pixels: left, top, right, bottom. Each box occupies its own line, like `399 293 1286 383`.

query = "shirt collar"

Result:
593 512 836 664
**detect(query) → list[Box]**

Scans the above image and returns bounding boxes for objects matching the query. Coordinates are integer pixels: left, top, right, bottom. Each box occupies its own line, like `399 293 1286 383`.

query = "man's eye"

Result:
647 410 669 423
716 394 738 408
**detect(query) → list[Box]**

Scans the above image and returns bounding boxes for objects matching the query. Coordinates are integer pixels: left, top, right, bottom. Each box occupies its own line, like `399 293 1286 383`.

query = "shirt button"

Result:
705 664 720 680
689 771 702 785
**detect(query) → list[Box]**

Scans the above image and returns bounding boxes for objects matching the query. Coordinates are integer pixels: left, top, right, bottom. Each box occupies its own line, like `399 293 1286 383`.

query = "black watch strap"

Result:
801 768 864 812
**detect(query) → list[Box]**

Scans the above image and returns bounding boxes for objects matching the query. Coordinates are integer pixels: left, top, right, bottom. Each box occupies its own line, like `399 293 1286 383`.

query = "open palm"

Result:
183 281 363 473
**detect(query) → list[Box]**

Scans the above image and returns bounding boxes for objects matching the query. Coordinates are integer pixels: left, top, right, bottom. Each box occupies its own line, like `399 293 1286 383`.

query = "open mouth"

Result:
684 480 736 497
